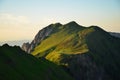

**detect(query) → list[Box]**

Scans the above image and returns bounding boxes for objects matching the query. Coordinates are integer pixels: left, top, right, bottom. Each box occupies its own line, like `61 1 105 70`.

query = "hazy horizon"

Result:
0 0 120 41
0 40 31 46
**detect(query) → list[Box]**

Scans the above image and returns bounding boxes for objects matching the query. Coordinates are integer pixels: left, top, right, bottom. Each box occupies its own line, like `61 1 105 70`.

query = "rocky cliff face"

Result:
22 42 30 52
22 23 62 53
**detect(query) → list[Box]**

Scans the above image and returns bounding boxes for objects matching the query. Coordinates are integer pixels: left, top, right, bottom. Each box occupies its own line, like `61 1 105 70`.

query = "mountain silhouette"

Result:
0 44 73 80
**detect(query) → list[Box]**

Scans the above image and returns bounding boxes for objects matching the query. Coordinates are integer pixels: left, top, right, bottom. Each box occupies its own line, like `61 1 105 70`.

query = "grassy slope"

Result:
32 23 94 64
0 44 73 80
31 22 120 80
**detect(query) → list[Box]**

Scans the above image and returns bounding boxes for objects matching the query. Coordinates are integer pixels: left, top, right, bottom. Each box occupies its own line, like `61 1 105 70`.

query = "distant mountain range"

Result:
0 31 119 48
22 21 120 80
0 40 31 47
109 32 120 38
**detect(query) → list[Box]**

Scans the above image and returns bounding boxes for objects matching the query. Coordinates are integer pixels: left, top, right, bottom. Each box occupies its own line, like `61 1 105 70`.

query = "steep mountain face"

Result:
22 21 120 80
22 23 62 53
85 27 120 80
0 44 73 80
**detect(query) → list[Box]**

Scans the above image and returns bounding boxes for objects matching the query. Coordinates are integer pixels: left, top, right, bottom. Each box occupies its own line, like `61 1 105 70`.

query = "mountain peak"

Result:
64 21 85 30
65 21 79 26
48 23 62 28
54 23 62 26
2 43 9 47
2 43 10 48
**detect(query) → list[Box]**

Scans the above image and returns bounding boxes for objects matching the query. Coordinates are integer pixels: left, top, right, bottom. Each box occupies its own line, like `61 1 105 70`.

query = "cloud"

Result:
0 13 30 28
0 13 35 41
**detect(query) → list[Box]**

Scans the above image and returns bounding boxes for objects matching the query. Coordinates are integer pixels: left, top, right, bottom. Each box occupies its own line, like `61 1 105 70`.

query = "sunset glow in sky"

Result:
0 0 120 41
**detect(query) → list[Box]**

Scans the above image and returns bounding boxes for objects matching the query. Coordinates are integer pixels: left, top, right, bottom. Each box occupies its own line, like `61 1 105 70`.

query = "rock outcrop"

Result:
22 23 62 53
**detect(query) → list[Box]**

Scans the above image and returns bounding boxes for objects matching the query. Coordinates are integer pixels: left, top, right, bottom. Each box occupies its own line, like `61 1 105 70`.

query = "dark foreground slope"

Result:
22 21 120 80
0 44 73 80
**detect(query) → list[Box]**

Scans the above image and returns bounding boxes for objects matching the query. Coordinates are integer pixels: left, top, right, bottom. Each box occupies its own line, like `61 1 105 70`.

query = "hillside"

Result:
22 21 120 80
0 44 73 80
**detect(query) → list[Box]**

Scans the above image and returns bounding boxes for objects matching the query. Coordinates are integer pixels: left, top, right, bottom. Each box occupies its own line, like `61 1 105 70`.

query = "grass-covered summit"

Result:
22 21 120 80
32 21 88 56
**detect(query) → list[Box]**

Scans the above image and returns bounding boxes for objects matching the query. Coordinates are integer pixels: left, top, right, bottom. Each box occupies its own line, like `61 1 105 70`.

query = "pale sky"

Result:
0 0 120 41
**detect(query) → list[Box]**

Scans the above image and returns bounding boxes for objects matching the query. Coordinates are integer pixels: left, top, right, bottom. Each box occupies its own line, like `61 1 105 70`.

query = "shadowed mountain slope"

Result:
0 44 73 80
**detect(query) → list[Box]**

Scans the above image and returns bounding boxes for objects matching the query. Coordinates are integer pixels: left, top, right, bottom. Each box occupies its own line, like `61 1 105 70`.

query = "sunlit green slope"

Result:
32 21 94 63
31 21 120 80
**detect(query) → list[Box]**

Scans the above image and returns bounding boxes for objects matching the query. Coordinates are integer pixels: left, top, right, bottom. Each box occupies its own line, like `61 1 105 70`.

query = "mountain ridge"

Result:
0 44 73 80
22 21 120 80
22 21 90 53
